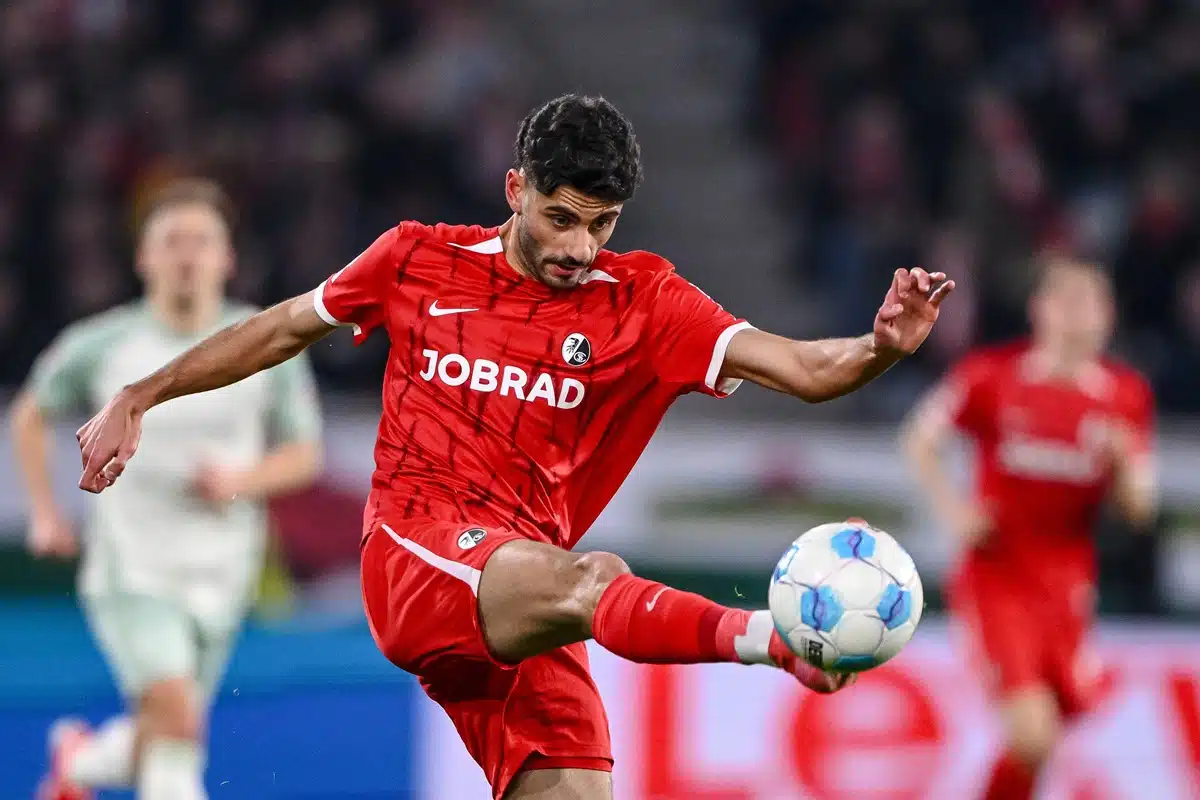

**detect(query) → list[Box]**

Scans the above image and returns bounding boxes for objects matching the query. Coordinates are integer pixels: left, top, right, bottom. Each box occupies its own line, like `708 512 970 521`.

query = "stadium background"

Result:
1 1 1198 797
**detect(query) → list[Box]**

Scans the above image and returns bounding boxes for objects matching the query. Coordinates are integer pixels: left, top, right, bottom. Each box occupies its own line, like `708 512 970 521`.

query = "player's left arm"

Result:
721 268 955 402
1107 378 1159 530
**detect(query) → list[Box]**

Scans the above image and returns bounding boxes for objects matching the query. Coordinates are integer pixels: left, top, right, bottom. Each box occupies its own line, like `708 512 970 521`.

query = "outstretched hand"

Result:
76 390 144 494
874 268 955 358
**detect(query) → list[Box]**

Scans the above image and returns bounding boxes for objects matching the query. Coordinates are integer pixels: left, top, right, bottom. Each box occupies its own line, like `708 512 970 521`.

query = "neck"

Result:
1030 343 1095 379
497 217 535 279
148 292 222 334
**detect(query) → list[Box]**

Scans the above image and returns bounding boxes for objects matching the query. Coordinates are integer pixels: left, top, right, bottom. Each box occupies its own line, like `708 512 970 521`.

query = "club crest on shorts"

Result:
561 333 591 366
457 528 487 550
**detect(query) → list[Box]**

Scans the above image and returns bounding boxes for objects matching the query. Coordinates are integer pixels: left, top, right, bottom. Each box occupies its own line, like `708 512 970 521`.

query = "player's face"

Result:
1030 265 1115 358
506 170 622 290
137 203 233 311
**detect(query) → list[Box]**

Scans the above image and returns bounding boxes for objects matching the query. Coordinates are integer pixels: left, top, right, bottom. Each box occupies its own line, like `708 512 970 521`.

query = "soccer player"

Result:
902 258 1157 800
11 180 324 800
73 95 953 800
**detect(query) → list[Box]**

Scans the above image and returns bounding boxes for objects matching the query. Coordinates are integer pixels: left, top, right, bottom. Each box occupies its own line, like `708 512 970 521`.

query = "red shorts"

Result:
950 555 1103 718
359 517 613 799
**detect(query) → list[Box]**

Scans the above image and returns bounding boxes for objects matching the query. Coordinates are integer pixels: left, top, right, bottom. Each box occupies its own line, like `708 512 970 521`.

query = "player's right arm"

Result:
900 355 994 544
10 397 75 557
77 227 400 494
10 319 118 556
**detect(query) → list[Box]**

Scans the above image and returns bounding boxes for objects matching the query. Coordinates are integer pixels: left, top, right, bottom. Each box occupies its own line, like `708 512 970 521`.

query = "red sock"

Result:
591 574 770 665
983 752 1036 800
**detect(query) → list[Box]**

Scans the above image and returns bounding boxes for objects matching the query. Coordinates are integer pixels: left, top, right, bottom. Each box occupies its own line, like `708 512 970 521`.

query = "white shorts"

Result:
82 592 243 703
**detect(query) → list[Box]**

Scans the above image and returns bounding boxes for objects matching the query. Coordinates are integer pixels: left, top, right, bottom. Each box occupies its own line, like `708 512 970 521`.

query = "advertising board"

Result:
419 621 1200 799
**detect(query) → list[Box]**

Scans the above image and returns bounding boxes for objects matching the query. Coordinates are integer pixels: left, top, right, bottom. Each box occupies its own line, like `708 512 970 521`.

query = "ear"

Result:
505 169 524 215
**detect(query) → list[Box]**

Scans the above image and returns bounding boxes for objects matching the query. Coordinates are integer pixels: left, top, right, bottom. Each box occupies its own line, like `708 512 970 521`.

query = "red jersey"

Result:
313 221 750 549
924 343 1154 583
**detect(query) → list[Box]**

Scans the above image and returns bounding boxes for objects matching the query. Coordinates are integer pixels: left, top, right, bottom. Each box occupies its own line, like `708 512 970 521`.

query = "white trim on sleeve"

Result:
705 321 755 395
312 279 347 327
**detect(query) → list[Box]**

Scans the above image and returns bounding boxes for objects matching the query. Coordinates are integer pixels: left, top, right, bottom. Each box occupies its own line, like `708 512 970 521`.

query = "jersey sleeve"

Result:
1118 373 1155 456
313 226 402 344
265 351 323 445
25 322 113 416
916 352 998 438
648 272 753 397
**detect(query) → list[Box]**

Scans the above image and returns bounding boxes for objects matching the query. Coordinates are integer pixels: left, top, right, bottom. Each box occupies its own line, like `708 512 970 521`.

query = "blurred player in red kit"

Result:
74 94 954 800
903 258 1157 800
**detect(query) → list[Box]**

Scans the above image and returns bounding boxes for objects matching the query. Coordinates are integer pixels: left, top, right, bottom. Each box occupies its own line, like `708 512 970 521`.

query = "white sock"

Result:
65 715 136 788
732 610 776 665
138 738 207 800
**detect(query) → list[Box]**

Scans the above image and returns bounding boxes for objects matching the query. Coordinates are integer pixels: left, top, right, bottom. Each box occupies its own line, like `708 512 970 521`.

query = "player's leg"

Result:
475 537 846 691
364 526 619 799
39 593 147 798
503 766 612 799
953 569 1056 800
985 684 1062 800
81 593 208 800
989 610 1106 800
39 714 134 800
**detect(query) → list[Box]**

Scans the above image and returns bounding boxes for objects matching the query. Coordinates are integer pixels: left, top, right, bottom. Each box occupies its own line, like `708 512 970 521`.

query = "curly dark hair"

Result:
514 94 643 203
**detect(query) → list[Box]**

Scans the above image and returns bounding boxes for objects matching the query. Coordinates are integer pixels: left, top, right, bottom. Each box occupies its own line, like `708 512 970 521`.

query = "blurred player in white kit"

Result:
9 180 324 800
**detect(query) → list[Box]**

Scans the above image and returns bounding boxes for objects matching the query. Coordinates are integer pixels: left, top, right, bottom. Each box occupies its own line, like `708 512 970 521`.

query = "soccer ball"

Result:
768 520 923 672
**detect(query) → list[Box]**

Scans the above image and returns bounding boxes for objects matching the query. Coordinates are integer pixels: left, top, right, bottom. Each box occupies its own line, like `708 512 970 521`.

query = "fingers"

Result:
910 267 932 294
830 672 856 692
816 671 857 693
76 424 92 468
929 279 956 307
79 453 121 493
76 411 137 493
79 462 101 492
891 269 955 311
79 472 105 493
102 457 127 483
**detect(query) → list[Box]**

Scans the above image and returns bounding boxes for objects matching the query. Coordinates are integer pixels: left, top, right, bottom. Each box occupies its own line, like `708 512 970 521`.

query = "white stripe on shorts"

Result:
380 523 482 595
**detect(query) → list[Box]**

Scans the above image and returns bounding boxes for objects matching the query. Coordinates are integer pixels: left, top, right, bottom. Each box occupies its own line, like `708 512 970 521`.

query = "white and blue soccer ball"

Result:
768 520 923 673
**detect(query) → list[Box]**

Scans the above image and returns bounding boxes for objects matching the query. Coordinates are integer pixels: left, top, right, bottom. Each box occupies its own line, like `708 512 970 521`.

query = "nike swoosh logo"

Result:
429 301 479 317
646 587 668 612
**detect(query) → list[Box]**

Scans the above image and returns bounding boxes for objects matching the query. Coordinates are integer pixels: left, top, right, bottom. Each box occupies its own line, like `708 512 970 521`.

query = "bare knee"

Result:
1001 686 1061 769
138 677 204 742
505 767 612 799
561 551 630 627
478 542 630 661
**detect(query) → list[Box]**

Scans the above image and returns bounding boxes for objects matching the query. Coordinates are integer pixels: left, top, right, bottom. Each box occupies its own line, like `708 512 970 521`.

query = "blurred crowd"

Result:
0 0 524 389
750 0 1200 411
2 0 1197 414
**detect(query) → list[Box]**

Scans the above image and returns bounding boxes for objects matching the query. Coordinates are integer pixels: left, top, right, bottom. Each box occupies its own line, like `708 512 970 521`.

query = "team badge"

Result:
457 528 487 550
562 333 591 366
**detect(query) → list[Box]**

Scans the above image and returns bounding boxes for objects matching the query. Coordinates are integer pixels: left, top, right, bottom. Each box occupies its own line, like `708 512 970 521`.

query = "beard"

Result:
516 221 590 290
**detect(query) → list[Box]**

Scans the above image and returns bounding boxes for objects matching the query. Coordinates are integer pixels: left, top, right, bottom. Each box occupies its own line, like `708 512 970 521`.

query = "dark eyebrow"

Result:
544 205 581 220
544 205 622 225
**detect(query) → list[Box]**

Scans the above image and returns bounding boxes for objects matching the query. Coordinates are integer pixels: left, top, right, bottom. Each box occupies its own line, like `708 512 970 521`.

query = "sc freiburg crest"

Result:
562 333 591 367
457 528 487 550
